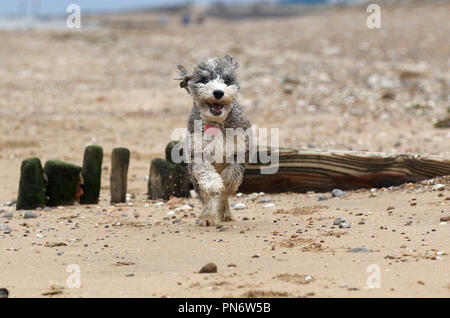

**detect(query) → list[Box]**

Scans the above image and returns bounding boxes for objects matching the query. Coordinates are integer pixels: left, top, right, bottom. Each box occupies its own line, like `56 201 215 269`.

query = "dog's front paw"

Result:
196 215 218 227
221 209 233 222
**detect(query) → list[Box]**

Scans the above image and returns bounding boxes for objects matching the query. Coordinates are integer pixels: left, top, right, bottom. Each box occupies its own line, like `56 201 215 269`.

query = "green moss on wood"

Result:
80 145 103 204
16 158 46 210
434 117 450 129
44 160 82 206
148 158 190 200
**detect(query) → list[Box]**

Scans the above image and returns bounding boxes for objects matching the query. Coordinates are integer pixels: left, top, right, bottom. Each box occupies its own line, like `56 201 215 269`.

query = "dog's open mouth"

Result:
207 103 224 116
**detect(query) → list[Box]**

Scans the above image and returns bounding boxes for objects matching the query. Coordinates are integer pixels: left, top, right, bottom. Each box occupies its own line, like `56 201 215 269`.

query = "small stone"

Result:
172 219 181 224
258 197 272 204
347 247 371 253
189 190 198 199
251 254 260 258
333 217 346 225
199 262 217 273
120 213 128 217
2 212 13 218
264 203 275 208
23 211 37 219
316 194 328 201
432 184 445 191
234 203 246 210
243 217 249 221
331 189 347 197
0 224 12 234
339 221 351 229
175 205 192 211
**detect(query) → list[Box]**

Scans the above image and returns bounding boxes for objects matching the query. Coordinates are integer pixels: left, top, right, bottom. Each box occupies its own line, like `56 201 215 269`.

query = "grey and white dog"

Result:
178 56 252 226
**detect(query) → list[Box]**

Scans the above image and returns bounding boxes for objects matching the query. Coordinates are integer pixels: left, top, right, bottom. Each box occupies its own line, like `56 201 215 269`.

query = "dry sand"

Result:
0 2 449 297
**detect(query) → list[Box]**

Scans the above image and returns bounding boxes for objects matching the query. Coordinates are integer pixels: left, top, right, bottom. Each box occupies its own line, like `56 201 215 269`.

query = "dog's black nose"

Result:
213 90 224 99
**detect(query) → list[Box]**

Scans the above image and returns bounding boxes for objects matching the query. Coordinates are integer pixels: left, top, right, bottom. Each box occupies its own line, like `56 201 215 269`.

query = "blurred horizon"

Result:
0 0 335 17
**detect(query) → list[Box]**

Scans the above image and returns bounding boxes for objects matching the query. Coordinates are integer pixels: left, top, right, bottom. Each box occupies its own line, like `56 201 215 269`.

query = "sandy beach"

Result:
0 2 449 297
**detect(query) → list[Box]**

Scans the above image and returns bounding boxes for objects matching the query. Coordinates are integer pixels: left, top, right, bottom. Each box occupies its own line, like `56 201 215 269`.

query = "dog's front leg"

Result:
221 163 245 195
192 162 224 226
219 163 245 221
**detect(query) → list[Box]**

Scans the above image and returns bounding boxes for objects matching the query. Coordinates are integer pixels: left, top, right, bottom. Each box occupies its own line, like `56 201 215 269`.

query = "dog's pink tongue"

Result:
213 104 222 112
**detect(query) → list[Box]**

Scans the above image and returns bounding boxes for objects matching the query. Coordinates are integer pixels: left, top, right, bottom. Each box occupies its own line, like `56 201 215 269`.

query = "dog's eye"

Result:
224 77 233 85
197 77 209 84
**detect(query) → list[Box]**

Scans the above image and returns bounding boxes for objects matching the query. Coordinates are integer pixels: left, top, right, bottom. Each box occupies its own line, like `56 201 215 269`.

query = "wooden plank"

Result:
110 148 130 203
240 148 450 193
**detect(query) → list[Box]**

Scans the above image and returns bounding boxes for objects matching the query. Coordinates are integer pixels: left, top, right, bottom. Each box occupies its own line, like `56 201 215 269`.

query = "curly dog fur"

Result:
178 56 252 226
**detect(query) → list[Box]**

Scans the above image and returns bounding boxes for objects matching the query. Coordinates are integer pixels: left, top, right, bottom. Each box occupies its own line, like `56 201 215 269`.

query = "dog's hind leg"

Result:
217 194 231 222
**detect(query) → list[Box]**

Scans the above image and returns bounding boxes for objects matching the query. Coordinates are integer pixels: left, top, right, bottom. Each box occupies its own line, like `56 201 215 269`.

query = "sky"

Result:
0 0 278 16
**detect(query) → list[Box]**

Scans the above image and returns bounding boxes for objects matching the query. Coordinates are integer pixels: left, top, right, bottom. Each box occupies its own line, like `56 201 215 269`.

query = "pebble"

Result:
2 212 13 218
333 217 346 225
264 203 275 208
234 203 246 210
199 262 217 273
0 224 12 234
347 247 371 253
332 189 347 197
189 190 198 199
432 184 445 191
316 194 328 201
175 205 192 211
258 197 272 204
6 200 16 207
172 219 181 224
23 211 37 219
339 221 351 229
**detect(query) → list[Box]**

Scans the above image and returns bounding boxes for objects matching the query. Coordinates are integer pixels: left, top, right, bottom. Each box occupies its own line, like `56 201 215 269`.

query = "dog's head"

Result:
178 56 240 122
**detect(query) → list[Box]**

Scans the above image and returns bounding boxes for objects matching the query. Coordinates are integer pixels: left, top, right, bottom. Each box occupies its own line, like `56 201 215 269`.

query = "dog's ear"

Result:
177 65 193 93
225 55 239 70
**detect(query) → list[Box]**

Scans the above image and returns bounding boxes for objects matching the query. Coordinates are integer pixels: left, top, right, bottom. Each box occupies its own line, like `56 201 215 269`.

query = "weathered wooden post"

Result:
110 147 130 204
165 140 190 198
16 158 46 210
80 145 103 204
44 160 82 206
148 141 190 200
148 158 170 200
